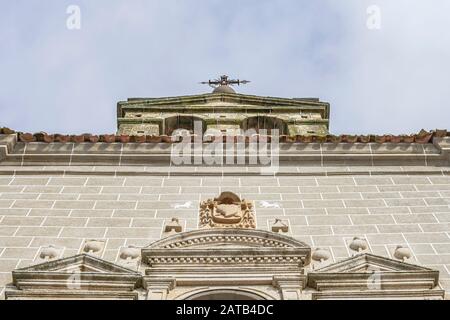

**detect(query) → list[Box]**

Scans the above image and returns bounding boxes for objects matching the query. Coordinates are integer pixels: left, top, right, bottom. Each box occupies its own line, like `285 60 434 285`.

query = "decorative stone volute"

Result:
199 192 256 229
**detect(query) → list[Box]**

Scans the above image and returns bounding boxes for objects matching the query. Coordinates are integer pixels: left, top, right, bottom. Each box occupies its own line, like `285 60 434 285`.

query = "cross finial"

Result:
200 75 250 89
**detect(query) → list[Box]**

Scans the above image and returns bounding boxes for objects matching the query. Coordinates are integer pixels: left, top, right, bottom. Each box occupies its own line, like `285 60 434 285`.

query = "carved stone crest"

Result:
199 192 256 229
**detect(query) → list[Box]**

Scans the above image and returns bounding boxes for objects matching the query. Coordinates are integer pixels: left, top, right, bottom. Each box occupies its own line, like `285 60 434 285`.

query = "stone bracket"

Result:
272 275 307 300
143 277 176 300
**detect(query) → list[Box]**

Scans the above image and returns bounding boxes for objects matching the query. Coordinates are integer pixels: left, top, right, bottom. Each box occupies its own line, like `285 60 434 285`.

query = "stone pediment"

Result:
119 93 329 111
307 254 443 298
313 253 434 273
142 228 312 269
146 228 310 250
14 254 139 274
7 254 142 299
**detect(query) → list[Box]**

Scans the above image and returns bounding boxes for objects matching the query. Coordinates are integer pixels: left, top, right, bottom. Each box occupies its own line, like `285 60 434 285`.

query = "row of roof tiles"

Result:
0 128 448 144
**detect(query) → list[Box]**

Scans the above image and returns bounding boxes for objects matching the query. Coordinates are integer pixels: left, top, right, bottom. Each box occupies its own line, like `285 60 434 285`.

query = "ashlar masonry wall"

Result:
0 172 450 298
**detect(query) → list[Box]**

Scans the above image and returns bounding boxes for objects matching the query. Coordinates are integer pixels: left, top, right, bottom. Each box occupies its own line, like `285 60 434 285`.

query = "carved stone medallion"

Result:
199 192 256 229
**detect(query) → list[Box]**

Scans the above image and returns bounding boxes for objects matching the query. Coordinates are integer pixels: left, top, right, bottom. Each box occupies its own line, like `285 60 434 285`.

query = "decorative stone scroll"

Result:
199 192 256 229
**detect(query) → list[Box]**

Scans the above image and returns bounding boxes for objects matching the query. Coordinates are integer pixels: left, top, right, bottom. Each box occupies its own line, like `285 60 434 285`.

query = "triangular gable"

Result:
10 254 142 295
308 253 440 293
15 254 139 275
314 253 434 274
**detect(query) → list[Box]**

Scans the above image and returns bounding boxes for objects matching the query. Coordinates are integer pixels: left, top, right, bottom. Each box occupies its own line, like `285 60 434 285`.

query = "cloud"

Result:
0 0 449 134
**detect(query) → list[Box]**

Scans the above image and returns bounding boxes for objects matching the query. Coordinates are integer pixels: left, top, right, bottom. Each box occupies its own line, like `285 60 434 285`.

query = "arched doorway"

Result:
186 289 267 301
142 228 311 300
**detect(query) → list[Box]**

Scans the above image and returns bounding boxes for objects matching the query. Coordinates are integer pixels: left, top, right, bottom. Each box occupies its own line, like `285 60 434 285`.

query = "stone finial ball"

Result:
83 241 104 253
394 246 412 261
39 246 59 259
349 237 368 252
120 247 141 260
312 248 331 262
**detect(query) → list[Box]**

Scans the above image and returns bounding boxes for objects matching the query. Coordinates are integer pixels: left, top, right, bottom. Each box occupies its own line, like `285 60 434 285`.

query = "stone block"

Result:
394 214 438 224
141 187 180 194
1 217 44 226
0 260 19 272
0 193 39 200
332 225 379 235
303 200 344 208
131 219 164 228
101 187 141 194
322 193 362 200
367 233 406 245
338 186 378 193
307 215 352 226
12 200 53 209
163 178 202 187
0 200 13 208
54 200 95 210
87 218 131 228
277 178 317 187
392 177 431 185
351 215 395 225
16 227 61 237
105 228 160 239
316 177 355 186
292 226 333 236
354 177 393 185
43 217 87 227
60 227 106 238
385 199 427 207
362 192 401 199
344 199 386 208
201 178 240 187
282 194 321 200
86 177 125 186
377 224 422 233
48 177 87 186
0 248 37 259
378 185 416 192
326 207 369 215
403 233 450 244
10 178 49 186
0 227 17 236
70 209 113 218
62 186 102 194
95 201 136 210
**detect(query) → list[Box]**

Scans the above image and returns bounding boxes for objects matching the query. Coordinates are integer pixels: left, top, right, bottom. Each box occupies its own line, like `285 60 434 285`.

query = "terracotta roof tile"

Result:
1 128 448 144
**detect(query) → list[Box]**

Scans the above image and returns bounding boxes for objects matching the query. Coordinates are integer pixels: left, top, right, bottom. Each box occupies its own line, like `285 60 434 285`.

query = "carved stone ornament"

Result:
199 192 256 229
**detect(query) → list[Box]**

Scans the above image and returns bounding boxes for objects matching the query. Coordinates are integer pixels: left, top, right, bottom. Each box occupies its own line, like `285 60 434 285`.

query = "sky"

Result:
0 0 449 135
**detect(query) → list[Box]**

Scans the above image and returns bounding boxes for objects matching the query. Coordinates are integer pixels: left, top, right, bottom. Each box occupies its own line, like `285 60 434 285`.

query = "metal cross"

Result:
200 75 250 88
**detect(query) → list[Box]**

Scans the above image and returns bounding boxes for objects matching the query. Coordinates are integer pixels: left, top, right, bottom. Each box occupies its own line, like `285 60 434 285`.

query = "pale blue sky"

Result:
1 0 449 134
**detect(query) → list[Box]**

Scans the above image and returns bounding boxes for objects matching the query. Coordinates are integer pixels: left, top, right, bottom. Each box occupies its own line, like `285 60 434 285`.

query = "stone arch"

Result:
241 116 288 135
144 228 311 253
142 228 312 300
164 115 207 136
176 288 276 300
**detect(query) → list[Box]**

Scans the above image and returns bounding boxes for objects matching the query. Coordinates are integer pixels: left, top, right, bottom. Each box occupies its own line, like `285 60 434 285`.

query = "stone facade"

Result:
0 89 449 300
117 93 330 136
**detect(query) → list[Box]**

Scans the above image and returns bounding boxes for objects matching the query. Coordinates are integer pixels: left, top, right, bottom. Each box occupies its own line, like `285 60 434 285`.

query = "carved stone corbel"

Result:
143 277 176 300
272 275 307 300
